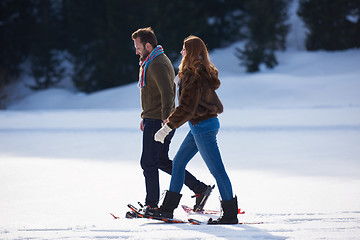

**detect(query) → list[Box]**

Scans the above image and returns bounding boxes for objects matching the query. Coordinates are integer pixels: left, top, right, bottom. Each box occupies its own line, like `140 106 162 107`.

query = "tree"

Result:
64 0 142 93
236 0 290 72
27 0 67 90
298 0 360 50
0 0 36 107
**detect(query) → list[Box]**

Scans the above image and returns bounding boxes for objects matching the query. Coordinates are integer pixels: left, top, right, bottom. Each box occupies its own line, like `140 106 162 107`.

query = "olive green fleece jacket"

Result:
140 53 176 120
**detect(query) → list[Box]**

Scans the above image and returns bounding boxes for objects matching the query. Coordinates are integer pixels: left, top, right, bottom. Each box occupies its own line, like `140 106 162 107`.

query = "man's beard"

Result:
139 49 150 62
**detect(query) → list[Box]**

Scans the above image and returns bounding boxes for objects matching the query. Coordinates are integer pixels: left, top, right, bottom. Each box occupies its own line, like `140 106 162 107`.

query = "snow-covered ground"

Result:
1 45 360 239
1 3 360 237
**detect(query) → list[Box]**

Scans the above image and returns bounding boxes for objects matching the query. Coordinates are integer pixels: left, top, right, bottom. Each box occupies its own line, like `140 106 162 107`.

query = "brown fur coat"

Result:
167 66 223 129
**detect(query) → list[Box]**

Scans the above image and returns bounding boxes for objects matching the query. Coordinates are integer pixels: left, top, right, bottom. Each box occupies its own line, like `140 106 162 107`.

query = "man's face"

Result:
134 38 150 61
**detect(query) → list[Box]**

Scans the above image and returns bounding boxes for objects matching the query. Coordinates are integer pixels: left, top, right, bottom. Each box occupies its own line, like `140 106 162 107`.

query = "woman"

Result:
154 35 238 224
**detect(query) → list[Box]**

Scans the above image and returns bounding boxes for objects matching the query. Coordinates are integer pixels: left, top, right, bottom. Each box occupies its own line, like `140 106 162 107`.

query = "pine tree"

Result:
236 0 290 72
65 0 140 93
27 0 66 90
298 0 360 50
0 0 36 107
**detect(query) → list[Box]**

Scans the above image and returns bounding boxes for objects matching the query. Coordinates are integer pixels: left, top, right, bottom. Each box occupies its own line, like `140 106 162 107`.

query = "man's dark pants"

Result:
140 118 205 207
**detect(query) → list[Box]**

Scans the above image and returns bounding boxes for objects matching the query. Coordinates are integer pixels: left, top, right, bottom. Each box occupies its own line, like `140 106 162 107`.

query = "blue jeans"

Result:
140 118 206 207
169 117 234 201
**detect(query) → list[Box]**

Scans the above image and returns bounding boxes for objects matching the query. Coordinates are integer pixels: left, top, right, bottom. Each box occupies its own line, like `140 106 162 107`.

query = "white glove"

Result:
154 124 172 144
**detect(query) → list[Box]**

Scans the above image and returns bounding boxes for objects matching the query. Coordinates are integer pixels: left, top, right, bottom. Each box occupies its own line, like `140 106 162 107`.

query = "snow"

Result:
1 10 360 240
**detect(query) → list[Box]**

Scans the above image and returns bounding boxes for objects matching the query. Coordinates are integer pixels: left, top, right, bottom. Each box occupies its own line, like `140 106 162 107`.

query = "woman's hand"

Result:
154 124 172 143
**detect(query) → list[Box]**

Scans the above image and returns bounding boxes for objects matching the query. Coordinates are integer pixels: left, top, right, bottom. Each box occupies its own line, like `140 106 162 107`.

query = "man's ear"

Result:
145 43 153 52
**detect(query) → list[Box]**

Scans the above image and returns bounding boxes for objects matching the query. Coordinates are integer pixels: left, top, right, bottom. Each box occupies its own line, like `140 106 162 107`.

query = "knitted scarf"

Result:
138 45 164 89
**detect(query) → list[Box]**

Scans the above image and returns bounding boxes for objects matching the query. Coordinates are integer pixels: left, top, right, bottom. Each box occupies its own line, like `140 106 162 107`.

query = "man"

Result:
131 27 213 213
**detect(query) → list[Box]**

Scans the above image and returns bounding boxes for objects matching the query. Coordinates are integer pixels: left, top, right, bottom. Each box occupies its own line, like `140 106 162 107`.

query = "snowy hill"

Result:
7 47 360 111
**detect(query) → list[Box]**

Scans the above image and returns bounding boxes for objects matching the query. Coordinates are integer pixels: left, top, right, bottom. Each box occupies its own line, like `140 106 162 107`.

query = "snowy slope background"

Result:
1 1 360 239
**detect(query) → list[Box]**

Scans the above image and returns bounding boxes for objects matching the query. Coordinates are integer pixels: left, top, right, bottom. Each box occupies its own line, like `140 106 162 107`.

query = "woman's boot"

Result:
208 196 239 224
156 191 182 219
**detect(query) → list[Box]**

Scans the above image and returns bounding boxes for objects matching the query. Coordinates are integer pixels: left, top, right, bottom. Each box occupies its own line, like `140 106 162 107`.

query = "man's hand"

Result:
154 124 172 143
140 120 144 131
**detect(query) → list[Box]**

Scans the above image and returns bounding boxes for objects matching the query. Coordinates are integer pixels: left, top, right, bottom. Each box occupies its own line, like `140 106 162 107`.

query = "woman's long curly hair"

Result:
178 35 218 81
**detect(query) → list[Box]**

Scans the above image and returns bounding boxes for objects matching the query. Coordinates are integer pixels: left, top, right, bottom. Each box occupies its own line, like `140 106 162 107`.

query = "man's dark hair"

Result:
132 27 158 48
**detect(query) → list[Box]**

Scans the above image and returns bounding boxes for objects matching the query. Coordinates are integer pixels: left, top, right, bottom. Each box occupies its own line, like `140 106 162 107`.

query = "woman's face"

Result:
180 44 186 58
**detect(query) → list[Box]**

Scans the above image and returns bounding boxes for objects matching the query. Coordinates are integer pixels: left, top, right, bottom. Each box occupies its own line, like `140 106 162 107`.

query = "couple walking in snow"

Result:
131 27 238 224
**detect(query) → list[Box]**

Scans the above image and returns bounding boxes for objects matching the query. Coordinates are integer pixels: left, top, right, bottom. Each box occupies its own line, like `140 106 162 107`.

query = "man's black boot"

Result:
193 184 215 212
